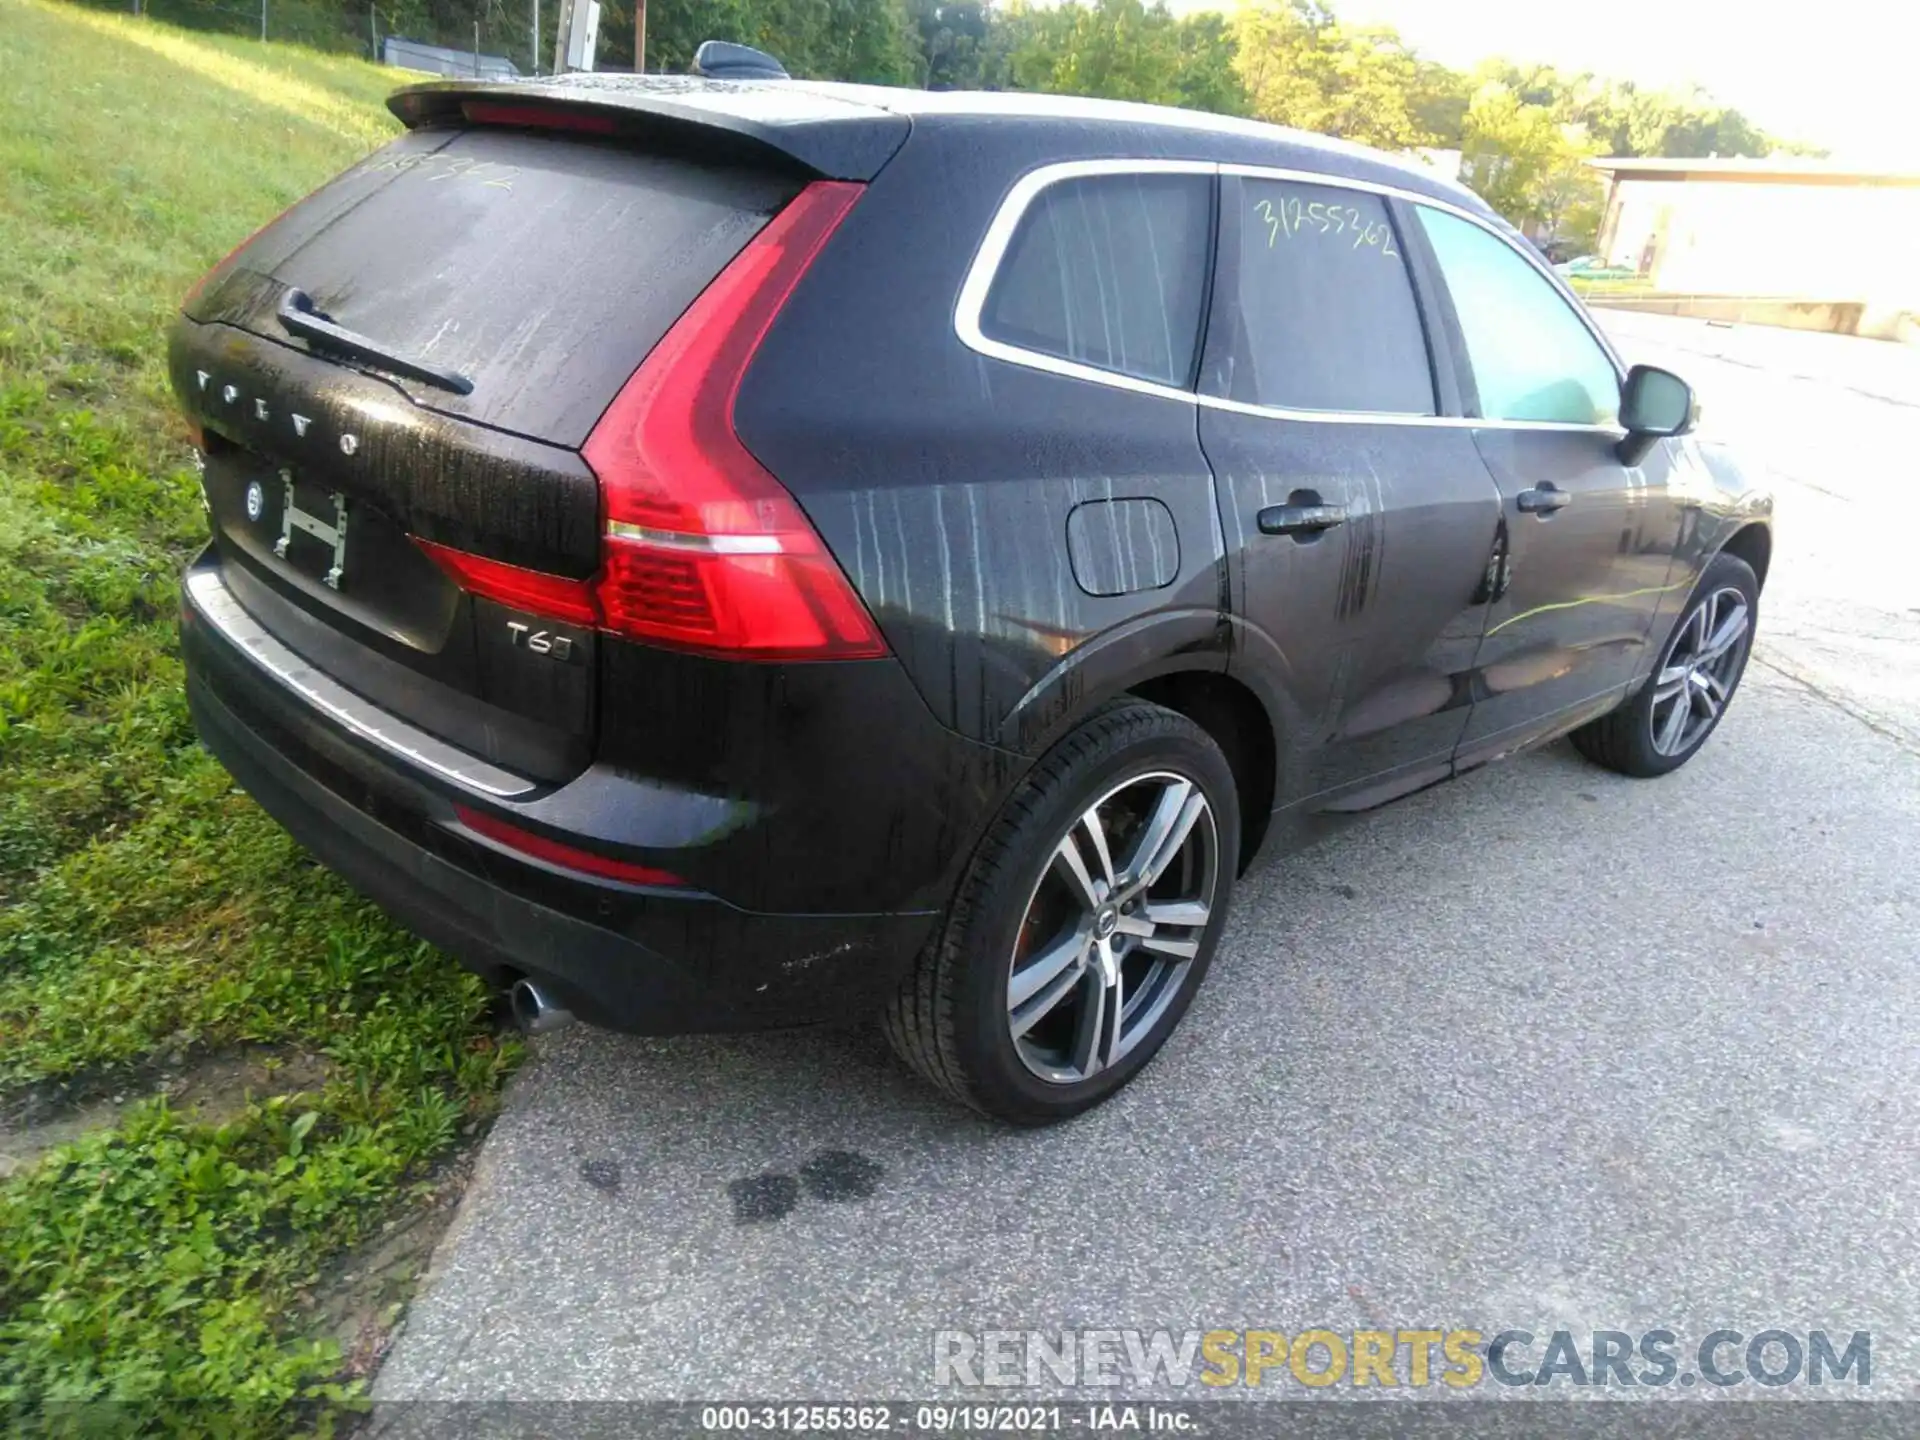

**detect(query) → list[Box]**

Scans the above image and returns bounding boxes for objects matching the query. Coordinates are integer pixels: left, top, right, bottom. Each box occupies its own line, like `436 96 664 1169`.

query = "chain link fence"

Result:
73 0 550 77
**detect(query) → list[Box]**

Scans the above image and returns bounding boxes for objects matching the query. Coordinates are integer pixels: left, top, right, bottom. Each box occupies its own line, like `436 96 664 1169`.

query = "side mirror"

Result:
1616 364 1696 466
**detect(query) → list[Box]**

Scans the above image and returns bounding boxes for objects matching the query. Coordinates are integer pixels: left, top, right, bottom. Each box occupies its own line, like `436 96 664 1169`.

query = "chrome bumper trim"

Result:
185 568 537 800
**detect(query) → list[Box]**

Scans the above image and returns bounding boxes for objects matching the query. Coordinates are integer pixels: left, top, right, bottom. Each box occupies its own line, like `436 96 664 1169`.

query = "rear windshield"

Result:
205 127 799 447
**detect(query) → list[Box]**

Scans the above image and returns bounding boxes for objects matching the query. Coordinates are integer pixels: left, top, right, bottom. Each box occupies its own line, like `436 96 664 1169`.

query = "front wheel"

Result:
1571 550 1759 777
882 701 1239 1124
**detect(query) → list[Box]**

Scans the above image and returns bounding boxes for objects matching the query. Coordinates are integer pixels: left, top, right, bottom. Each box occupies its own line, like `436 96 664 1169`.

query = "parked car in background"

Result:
170 56 1772 1123
1556 254 1643 280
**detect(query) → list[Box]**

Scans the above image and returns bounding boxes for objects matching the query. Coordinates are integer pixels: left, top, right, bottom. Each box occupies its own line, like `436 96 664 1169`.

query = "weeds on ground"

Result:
0 2 519 1423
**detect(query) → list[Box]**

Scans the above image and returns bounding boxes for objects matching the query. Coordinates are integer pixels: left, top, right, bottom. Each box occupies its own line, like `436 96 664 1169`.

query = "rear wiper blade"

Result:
276 288 474 396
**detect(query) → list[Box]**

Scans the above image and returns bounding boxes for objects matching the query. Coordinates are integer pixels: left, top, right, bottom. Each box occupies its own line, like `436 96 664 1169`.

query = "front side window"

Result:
981 173 1212 389
1203 178 1435 416
1415 206 1620 426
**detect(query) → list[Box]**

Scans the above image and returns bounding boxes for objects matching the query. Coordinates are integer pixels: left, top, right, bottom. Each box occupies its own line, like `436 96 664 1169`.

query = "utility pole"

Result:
531 0 539 75
259 0 266 41
369 1 377 62
551 0 574 72
473 18 480 77
634 0 644 72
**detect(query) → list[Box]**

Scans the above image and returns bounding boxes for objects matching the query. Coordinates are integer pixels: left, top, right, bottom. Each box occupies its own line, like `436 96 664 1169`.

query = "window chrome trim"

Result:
953 158 1221 406
953 157 1628 436
185 568 538 800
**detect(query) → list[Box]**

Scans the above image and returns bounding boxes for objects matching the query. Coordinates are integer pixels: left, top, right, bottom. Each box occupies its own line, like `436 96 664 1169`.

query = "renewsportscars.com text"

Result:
934 1328 1871 1389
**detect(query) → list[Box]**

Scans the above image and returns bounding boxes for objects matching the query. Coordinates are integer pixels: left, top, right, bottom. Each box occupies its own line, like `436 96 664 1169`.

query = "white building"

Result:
1590 157 1920 340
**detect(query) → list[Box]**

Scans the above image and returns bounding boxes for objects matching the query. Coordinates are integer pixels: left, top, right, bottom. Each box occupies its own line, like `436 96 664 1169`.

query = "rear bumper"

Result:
181 560 950 1033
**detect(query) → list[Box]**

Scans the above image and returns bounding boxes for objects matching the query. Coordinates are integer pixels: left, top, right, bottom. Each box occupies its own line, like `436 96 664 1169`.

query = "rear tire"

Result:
1571 551 1758 778
882 701 1239 1125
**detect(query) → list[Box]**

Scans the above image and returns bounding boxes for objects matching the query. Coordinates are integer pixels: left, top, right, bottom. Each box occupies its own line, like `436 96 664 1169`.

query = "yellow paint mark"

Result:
1485 580 1688 638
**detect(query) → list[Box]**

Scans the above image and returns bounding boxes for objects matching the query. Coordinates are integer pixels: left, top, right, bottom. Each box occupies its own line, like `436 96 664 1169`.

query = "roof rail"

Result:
693 41 789 80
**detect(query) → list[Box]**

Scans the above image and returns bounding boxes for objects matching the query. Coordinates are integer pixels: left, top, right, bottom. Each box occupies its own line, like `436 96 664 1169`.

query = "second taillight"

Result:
581 180 886 662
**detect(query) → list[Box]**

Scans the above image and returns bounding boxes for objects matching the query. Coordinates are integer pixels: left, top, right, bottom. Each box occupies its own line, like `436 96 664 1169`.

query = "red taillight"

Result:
414 540 597 626
456 805 685 888
581 180 887 661
414 183 886 661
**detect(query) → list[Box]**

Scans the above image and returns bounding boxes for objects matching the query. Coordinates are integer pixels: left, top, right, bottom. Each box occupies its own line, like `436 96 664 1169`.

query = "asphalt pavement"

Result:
374 313 1920 1403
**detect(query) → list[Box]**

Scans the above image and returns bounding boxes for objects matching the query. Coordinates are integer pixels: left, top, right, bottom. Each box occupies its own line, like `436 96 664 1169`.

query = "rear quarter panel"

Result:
735 121 1233 753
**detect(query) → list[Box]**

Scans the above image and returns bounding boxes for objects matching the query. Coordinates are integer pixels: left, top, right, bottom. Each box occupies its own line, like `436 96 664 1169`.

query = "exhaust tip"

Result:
509 977 575 1036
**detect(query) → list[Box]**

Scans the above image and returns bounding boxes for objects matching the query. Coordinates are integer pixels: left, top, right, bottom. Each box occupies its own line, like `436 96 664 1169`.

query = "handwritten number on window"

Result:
365 151 517 191
1251 193 1400 261
1255 199 1282 247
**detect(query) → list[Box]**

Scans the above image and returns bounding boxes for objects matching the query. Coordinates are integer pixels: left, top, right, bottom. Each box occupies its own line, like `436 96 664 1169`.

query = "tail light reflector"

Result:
413 540 597 626
456 805 685 888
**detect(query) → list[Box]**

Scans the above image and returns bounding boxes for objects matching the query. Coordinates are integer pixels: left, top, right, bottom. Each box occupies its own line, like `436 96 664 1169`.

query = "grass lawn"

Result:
0 0 520 1422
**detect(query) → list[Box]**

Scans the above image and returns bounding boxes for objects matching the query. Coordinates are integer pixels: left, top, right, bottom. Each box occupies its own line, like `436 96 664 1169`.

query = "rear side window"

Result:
982 173 1212 388
1204 179 1434 415
1414 205 1620 425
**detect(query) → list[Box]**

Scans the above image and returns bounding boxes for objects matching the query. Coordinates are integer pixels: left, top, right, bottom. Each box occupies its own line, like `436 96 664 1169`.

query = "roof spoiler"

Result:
387 77 907 182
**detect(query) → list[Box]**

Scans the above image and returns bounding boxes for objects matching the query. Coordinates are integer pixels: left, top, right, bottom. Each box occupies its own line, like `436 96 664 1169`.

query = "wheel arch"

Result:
995 611 1285 874
994 608 1228 755
1124 671 1277 872
1718 522 1772 592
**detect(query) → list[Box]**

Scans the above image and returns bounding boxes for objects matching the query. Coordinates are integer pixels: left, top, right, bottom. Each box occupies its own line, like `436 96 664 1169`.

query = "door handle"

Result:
1516 484 1572 514
1258 503 1347 537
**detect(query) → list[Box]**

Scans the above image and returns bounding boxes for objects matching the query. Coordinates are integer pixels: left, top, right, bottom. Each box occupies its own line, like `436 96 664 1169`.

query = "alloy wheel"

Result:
1649 585 1751 757
1006 771 1219 1085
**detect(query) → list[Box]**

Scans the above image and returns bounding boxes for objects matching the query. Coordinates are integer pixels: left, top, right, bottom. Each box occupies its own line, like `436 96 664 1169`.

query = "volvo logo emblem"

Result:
245 480 265 522
191 371 357 454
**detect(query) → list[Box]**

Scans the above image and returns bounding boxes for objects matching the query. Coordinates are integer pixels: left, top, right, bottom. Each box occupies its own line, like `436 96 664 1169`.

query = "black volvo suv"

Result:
172 67 1773 1123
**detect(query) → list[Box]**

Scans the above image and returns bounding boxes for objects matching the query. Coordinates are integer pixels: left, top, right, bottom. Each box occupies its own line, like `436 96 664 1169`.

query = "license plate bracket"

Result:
273 469 349 590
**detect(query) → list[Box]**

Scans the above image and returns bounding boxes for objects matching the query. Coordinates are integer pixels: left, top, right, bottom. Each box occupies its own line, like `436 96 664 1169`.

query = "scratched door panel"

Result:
1201 414 1501 808
1405 202 1685 763
1456 428 1682 761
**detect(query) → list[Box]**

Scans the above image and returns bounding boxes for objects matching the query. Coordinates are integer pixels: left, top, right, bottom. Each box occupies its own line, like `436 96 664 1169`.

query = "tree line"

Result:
83 0 1815 244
